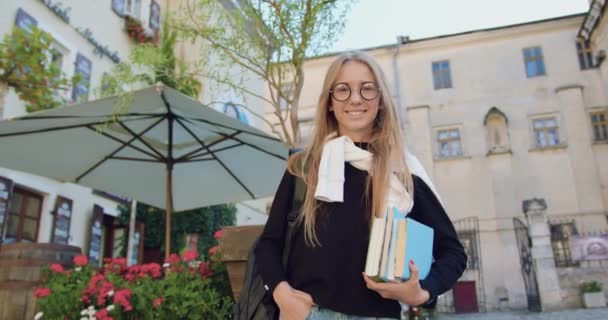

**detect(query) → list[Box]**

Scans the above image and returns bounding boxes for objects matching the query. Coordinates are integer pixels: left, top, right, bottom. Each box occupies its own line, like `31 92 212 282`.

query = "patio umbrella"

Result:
0 84 288 258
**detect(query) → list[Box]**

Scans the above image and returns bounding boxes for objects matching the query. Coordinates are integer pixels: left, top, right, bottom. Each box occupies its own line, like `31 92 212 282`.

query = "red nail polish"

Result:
410 259 414 265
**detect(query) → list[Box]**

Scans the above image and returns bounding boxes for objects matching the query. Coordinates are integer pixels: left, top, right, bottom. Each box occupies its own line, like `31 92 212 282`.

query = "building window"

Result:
523 47 546 77
149 0 161 31
577 39 594 70
223 103 249 124
15 8 38 33
458 231 478 270
72 53 93 103
298 118 314 145
550 222 579 267
532 117 560 148
437 128 463 158
3 187 43 243
276 83 293 111
124 0 142 18
432 60 452 89
591 111 608 142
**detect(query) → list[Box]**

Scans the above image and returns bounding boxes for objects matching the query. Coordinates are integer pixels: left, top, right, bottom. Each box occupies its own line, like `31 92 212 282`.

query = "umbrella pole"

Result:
165 164 173 260
165 108 174 260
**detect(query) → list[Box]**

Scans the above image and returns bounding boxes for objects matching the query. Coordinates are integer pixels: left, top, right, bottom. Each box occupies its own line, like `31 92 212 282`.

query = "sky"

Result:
330 0 591 52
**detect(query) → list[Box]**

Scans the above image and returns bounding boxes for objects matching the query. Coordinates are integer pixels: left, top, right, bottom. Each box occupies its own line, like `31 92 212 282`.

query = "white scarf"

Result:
314 135 414 214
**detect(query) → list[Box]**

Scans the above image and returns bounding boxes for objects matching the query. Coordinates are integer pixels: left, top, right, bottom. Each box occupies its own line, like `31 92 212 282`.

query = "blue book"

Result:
400 214 434 280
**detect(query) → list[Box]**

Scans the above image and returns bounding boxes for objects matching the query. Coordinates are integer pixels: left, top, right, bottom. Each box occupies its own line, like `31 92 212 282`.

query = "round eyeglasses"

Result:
329 82 380 102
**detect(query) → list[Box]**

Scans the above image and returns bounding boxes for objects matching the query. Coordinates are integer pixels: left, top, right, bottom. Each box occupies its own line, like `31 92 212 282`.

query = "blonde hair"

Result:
287 51 414 246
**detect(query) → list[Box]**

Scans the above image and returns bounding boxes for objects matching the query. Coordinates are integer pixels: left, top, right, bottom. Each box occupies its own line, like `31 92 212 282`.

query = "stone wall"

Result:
557 263 608 308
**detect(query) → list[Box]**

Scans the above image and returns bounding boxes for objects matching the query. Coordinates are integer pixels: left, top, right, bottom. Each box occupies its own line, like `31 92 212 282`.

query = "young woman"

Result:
255 51 467 320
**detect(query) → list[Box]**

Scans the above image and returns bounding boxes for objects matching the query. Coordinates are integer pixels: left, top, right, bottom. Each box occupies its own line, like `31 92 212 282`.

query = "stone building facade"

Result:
273 4 608 313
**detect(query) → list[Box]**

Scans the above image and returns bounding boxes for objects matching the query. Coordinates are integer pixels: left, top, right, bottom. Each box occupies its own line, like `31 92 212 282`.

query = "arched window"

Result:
484 107 510 154
223 103 249 125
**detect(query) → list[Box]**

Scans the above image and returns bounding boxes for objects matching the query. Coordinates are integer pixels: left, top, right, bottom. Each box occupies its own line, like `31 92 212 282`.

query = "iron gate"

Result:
513 217 541 311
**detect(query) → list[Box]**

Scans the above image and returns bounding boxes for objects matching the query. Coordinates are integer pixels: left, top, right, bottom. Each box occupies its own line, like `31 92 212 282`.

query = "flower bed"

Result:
33 248 230 320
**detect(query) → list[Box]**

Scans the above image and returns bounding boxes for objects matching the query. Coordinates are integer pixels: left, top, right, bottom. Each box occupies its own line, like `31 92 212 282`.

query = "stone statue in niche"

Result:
484 107 511 154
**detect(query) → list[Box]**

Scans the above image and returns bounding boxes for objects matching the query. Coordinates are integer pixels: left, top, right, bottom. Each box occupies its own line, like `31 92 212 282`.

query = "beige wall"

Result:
287 14 608 311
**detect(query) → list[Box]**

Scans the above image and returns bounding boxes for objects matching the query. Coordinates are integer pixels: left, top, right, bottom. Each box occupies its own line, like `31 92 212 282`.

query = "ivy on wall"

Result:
117 202 236 257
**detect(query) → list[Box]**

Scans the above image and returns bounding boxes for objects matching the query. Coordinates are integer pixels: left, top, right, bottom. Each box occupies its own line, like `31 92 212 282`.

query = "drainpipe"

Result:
392 35 409 130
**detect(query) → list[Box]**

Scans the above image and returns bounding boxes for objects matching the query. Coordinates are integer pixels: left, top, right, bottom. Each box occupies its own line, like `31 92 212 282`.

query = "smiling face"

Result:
330 61 381 142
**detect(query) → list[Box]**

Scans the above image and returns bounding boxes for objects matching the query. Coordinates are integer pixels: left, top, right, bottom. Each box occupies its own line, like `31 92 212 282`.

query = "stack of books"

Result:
364 207 434 282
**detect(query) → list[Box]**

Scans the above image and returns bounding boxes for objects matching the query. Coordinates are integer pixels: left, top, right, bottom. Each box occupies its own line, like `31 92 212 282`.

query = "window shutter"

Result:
88 205 104 266
0 177 15 245
149 0 161 31
15 8 38 32
72 53 92 103
112 0 126 17
51 196 73 245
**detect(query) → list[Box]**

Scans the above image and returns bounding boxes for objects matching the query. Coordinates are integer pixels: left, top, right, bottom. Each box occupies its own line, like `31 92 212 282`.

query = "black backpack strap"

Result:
281 175 305 268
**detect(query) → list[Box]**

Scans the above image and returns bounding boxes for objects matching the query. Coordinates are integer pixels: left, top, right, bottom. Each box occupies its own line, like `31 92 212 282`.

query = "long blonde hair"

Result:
287 51 413 246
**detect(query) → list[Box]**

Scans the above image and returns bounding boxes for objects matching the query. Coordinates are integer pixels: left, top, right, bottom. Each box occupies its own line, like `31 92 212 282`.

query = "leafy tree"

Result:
98 12 202 102
174 0 357 147
0 26 77 115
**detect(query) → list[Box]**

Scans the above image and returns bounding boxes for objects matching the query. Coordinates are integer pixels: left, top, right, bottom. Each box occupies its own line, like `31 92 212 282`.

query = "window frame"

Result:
124 0 142 19
530 115 562 149
458 230 479 270
577 39 595 70
436 126 464 158
432 60 453 90
3 186 43 243
549 221 580 268
523 46 547 78
590 110 608 142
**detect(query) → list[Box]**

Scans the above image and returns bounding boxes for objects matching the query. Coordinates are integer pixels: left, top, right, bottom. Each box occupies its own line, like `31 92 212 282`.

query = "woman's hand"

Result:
362 260 430 306
273 281 315 320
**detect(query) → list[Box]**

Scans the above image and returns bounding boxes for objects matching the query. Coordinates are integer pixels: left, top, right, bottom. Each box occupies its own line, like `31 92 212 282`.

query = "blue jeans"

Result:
304 305 398 320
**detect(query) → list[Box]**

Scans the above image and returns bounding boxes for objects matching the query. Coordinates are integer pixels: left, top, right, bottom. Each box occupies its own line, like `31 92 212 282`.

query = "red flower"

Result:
152 297 164 308
34 287 52 298
74 255 88 266
141 263 162 278
198 262 213 279
164 253 180 264
95 308 114 320
213 229 223 239
182 250 198 262
50 263 64 273
208 245 219 256
113 289 133 312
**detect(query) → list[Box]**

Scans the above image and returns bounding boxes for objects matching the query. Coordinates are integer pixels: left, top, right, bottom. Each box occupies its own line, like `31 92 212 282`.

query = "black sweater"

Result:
254 160 467 319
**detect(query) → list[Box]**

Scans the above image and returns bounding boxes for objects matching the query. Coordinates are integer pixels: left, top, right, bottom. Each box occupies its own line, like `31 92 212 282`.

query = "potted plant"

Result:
581 281 606 308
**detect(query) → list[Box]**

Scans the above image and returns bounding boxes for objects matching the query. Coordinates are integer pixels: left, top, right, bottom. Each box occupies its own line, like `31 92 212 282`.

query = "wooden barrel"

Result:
0 243 82 320
219 225 264 301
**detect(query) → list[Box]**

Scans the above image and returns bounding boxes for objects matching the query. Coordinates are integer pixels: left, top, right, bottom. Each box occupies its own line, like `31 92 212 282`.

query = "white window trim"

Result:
527 112 567 150
36 21 76 101
433 124 467 160
124 0 143 19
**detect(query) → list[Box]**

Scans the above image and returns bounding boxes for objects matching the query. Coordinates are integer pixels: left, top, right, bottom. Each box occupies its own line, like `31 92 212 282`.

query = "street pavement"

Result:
435 308 608 320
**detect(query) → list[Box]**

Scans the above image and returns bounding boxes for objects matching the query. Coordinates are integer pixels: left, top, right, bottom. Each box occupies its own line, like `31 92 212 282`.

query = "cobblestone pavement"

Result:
435 308 608 320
